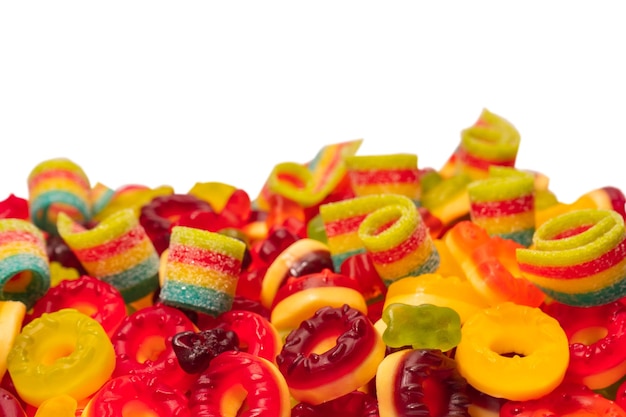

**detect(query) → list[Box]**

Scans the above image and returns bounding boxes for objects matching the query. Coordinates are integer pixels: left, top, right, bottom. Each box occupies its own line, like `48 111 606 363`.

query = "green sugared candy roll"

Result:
160 226 246 316
517 208 626 306
467 167 535 247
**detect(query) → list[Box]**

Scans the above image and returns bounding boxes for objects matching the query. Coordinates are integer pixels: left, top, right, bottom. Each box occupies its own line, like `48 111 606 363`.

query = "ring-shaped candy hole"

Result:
276 304 386 405
7 309 115 407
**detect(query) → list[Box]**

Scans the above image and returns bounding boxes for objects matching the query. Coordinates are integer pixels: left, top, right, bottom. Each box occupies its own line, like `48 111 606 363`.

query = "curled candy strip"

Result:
256 139 362 209
517 208 626 306
56 209 160 303
320 194 439 285
467 166 536 247
27 158 92 235
160 226 246 316
376 349 470 417
0 218 50 309
344 153 421 202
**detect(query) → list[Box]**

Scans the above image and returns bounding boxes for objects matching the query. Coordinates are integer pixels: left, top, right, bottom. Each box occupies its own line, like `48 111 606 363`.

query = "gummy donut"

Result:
29 275 126 337
517 208 626 306
189 350 291 417
82 374 190 417
543 300 626 390
0 301 26 380
7 308 116 407
376 348 470 417
217 309 282 364
291 391 379 417
275 304 386 405
455 302 570 401
111 304 197 393
0 218 50 309
260 237 334 309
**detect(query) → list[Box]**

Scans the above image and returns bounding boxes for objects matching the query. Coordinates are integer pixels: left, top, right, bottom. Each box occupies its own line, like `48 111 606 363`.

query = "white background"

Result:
1 2 625 205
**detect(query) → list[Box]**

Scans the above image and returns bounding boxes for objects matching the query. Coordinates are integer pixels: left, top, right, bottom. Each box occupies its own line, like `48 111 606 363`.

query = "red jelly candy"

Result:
0 194 29 220
111 304 198 393
172 327 239 374
82 374 190 417
0 387 27 417
291 391 379 417
139 194 213 254
29 275 126 336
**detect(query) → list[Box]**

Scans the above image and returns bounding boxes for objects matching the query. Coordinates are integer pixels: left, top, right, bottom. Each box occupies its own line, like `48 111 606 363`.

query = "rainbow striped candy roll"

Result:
255 139 362 210
517 208 626 307
467 167 535 247
0 219 50 309
90 182 115 218
27 158 92 235
452 109 521 180
56 208 160 303
344 153 420 202
320 194 439 286
160 226 246 316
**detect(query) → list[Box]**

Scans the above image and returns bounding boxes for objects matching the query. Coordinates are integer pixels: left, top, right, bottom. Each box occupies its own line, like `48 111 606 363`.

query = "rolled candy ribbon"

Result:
441 108 521 180
467 166 536 247
517 208 626 307
321 194 439 286
420 172 472 227
56 209 160 303
27 158 92 235
160 226 246 316
344 153 420 203
255 139 362 209
0 218 50 309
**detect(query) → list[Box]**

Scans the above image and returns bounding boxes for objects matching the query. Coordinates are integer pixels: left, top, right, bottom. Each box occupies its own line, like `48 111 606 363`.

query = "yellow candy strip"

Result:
255 139 362 209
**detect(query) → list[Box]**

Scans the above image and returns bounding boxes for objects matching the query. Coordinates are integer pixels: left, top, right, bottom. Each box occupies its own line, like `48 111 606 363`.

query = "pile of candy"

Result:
2 108 626 416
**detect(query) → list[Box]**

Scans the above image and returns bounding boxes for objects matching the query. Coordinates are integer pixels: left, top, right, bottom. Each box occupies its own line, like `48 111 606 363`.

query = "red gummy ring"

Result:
189 350 291 417
376 348 470 417
82 374 190 417
275 304 386 405
29 275 126 337
139 194 213 254
543 300 626 389
111 304 197 393
217 309 282 364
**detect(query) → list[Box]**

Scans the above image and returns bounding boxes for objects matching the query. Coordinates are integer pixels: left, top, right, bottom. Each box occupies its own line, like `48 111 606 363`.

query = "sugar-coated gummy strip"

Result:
255 139 362 209
27 158 92 235
0 219 50 309
468 167 535 246
160 226 245 316
345 153 420 202
57 209 159 303
517 209 626 306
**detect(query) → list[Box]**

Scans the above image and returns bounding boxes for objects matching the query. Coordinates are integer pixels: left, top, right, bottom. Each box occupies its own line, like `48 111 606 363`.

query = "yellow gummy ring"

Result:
7 308 116 407
454 302 569 401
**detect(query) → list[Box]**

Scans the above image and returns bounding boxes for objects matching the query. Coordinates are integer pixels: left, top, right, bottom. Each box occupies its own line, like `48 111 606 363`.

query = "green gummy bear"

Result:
382 303 462 352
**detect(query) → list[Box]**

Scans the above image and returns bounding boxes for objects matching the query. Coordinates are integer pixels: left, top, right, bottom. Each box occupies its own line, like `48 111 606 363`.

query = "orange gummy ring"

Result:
455 302 570 401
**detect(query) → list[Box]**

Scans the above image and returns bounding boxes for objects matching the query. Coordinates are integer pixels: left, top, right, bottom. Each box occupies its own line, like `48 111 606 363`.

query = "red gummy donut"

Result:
500 382 626 417
291 391 379 417
0 387 27 417
139 194 213 254
29 275 126 337
542 300 626 389
111 304 197 393
189 350 291 417
275 304 386 405
217 309 282 364
82 374 190 417
376 348 471 417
